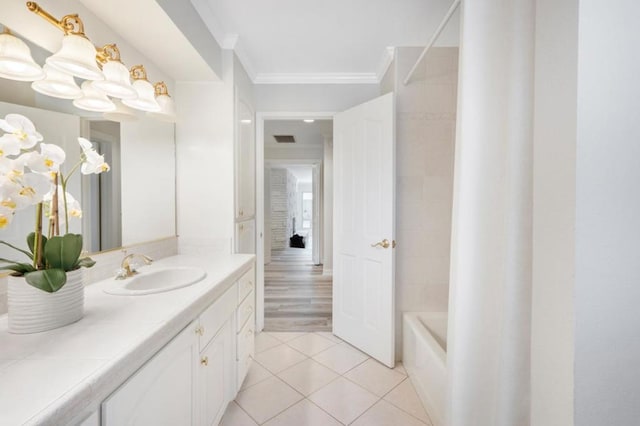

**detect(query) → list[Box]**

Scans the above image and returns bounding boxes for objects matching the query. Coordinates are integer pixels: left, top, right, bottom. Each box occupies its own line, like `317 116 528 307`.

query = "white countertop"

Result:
0 253 255 426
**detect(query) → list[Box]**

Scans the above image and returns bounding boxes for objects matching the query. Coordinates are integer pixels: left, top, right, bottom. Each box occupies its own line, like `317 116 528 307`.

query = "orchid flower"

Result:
0 206 13 230
43 186 82 225
23 143 66 177
7 172 52 210
78 138 110 175
0 114 43 150
0 134 20 158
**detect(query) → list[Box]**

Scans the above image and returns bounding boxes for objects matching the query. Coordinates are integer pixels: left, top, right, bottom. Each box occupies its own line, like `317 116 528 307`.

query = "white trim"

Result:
232 40 258 82
190 0 227 49
254 73 379 85
376 47 396 82
256 111 336 332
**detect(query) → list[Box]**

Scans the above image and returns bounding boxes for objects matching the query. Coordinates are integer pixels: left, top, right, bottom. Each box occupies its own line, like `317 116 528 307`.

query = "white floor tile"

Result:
277 358 339 396
220 401 259 426
308 377 378 425
263 399 342 426
267 332 307 342
314 332 343 344
351 399 428 426
344 358 406 397
384 378 432 424
254 344 307 374
312 342 369 375
255 333 283 353
240 360 274 391
286 333 337 356
235 376 304 424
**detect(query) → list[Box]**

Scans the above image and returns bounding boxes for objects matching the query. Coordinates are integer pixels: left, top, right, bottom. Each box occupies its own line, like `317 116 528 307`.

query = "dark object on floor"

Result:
290 234 305 248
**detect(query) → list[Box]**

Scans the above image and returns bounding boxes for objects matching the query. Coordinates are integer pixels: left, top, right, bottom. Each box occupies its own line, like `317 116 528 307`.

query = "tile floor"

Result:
221 332 433 426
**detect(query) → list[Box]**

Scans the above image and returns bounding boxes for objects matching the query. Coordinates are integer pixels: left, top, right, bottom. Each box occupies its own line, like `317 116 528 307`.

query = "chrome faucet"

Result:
115 253 153 279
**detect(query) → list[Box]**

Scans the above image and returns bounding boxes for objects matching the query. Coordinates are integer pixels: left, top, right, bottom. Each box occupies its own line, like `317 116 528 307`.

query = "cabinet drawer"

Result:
237 266 255 305
236 290 254 331
198 283 237 351
237 355 252 389
237 313 255 362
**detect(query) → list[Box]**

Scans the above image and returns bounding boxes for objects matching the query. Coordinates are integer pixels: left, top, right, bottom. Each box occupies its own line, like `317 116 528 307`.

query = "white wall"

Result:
387 47 458 358
530 0 578 424
255 84 379 113
574 1 640 424
322 137 333 274
175 75 234 252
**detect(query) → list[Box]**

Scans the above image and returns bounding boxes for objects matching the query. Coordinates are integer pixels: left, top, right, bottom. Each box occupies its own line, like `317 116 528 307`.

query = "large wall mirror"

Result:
0 27 176 258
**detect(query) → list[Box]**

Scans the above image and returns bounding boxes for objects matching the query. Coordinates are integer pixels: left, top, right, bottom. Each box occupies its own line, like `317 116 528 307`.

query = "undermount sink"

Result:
104 266 207 296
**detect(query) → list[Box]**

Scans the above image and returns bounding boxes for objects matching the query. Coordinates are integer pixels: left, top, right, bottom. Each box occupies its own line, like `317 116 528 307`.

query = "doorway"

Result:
256 114 334 332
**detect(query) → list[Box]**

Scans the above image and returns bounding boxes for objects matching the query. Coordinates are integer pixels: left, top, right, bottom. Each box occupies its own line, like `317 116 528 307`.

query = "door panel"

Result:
333 92 396 367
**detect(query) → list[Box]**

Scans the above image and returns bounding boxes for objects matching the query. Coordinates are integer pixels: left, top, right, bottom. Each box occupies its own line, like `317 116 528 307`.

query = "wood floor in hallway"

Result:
264 247 332 332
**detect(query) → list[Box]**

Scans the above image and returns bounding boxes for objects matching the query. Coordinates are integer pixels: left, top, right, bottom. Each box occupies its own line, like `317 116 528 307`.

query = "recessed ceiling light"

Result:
303 119 315 123
240 119 252 124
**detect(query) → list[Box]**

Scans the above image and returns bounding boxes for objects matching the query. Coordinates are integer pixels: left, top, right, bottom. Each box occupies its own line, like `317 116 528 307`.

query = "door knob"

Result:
371 239 391 249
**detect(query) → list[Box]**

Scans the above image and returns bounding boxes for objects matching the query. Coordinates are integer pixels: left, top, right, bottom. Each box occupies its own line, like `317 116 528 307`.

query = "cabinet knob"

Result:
239 224 244 231
239 209 244 217
195 325 204 336
201 356 209 366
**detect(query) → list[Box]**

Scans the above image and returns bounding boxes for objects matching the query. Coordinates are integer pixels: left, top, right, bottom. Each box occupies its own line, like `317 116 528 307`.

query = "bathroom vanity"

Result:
0 253 255 426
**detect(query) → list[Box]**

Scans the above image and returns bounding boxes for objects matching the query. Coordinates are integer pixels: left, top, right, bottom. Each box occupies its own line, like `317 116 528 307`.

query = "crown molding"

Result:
189 0 226 48
253 72 379 85
232 38 258 81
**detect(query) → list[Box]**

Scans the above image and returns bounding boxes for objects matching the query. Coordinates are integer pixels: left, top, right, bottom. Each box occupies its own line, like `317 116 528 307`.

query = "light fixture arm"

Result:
26 2 87 36
154 82 170 97
97 43 122 64
130 64 149 81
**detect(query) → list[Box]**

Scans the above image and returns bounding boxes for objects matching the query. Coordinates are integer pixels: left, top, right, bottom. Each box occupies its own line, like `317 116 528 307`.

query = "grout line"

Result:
255 375 305 425
305 397 348 425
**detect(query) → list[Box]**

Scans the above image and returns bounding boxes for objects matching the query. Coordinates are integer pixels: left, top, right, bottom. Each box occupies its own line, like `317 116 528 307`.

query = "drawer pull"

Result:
239 208 244 217
239 224 244 231
195 325 205 336
201 356 209 366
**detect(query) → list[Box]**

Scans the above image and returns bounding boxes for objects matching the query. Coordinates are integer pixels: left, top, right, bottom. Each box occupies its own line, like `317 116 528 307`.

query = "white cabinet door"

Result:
102 321 199 426
235 219 256 254
200 319 235 426
235 98 256 220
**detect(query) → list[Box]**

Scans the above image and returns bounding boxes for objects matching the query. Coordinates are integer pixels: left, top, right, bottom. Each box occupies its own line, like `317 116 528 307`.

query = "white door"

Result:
333 93 396 367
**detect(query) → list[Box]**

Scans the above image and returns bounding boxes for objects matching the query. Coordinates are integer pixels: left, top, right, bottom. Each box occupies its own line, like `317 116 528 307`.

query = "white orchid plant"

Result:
0 113 110 293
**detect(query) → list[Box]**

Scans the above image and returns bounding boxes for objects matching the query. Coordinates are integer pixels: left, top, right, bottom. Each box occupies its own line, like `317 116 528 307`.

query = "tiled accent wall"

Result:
388 47 458 354
0 237 178 315
270 168 298 250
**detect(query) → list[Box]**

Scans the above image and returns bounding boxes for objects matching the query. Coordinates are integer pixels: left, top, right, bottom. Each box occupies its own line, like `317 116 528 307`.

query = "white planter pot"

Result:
7 269 84 334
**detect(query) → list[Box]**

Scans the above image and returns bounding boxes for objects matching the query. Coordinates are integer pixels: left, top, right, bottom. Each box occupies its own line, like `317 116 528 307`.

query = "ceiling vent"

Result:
273 135 296 143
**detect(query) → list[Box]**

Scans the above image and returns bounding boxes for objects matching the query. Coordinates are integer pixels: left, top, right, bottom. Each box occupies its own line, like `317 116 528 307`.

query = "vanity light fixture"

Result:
104 99 138 122
122 65 161 112
73 81 116 112
0 28 45 81
31 64 82 99
146 82 177 122
92 44 137 99
27 2 104 81
303 119 315 123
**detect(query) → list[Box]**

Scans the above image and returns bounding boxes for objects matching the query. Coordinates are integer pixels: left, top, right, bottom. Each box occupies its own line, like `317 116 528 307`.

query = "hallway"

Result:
264 245 332 332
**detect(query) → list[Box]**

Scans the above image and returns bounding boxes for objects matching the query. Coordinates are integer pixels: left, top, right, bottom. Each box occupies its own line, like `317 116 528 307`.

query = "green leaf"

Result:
0 263 36 275
0 240 33 260
75 257 96 269
27 232 47 256
44 234 83 272
25 269 67 293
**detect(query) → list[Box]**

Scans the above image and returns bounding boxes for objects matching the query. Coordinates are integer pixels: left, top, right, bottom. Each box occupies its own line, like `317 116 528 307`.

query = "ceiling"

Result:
264 119 333 148
191 0 460 84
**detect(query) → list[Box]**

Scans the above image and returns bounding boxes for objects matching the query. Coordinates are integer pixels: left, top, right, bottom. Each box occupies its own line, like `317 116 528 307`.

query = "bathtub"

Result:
403 312 447 426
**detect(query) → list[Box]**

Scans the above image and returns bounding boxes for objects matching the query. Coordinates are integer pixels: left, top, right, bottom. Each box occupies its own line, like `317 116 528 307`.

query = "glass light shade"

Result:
31 65 82 99
0 32 44 81
103 100 138 122
73 81 115 112
147 94 177 122
91 60 136 99
122 79 161 112
46 34 104 81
